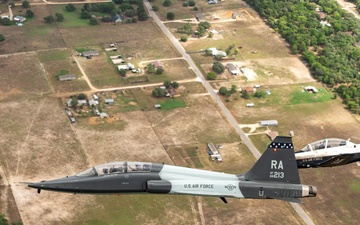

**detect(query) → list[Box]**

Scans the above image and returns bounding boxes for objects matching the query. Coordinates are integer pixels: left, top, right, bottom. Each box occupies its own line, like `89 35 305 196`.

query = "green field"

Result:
157 97 186 110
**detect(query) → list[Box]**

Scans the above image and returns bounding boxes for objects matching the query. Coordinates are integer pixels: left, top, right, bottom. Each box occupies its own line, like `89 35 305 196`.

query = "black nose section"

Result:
28 181 46 194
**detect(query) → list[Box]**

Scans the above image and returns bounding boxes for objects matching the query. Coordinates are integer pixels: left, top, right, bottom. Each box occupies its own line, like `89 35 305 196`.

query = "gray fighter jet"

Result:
29 136 317 203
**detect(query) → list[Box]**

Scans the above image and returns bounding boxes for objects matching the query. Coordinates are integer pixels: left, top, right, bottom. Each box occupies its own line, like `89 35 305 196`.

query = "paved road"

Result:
143 1 315 225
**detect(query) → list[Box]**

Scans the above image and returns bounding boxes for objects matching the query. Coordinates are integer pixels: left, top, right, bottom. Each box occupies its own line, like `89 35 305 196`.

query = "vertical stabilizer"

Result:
244 136 300 184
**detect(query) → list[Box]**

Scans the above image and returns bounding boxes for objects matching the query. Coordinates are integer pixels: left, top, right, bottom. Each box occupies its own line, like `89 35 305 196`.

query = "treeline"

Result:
245 0 360 112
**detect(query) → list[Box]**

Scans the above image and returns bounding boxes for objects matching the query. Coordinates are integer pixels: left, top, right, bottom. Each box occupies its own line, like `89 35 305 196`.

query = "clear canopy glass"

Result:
76 162 153 177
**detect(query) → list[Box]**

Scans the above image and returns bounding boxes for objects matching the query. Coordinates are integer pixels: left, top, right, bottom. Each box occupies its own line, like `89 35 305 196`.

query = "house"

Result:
118 65 129 70
59 74 76 81
127 63 135 70
13 16 26 23
226 63 240 75
195 13 205 21
242 87 256 94
78 100 87 105
152 61 163 69
82 50 99 57
88 99 99 106
92 94 99 100
259 120 278 127
66 99 87 107
105 98 114 104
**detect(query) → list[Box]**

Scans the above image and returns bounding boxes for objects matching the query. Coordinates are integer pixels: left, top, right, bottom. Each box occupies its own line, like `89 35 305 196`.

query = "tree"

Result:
254 90 266 98
44 15 55 24
70 99 78 108
188 0 196 6
219 87 228 96
166 12 175 20
0 214 8 225
119 69 126 76
81 11 92 19
212 62 225 74
241 90 250 99
78 93 87 100
55 13 64 22
0 34 4 42
163 80 171 88
152 5 159 11
155 67 164 74
180 35 188 42
198 21 211 29
147 64 155 73
65 4 76 12
171 81 179 89
207 72 217 80
1 18 11 26
25 9 34 18
163 0 171 7
9 2 15 8
152 88 167 97
22 0 30 8
138 12 148 21
90 16 99 25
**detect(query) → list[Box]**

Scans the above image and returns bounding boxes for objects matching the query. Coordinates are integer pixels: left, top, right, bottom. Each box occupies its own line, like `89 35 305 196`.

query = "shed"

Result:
82 50 99 57
154 104 161 109
99 112 108 118
105 99 114 104
259 120 278 127
69 117 76 123
118 65 129 70
14 16 26 22
226 63 240 75
59 74 76 81
304 86 318 93
207 143 218 155
246 103 254 107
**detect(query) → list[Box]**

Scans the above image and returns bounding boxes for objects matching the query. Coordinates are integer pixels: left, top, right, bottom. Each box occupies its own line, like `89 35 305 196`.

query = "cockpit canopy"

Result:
300 138 349 152
76 162 153 177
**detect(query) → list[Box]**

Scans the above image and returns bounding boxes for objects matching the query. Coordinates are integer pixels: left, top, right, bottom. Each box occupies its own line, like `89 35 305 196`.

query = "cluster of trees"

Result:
44 13 64 24
152 80 179 97
182 0 196 7
196 21 211 37
212 62 225 74
22 0 30 8
0 17 11 26
0 34 4 42
218 85 266 101
112 0 149 22
245 0 360 113
146 64 164 74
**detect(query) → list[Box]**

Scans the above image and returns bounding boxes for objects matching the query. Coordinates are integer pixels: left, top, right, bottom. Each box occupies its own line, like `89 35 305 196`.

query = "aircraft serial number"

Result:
184 184 214 189
269 171 284 179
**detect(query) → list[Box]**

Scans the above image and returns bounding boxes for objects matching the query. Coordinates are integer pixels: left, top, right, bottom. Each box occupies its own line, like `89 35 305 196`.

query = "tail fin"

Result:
244 136 300 184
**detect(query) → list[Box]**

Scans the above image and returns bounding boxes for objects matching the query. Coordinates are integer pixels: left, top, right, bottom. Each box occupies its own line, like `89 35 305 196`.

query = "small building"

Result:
88 99 99 106
290 131 295 136
59 74 76 81
14 16 26 23
207 143 218 155
105 98 114 104
226 63 240 75
78 100 87 105
154 104 161 109
99 112 108 118
242 87 256 94
195 13 205 21
118 65 129 70
127 63 135 70
69 117 76 123
246 103 254 107
82 50 99 57
259 120 278 127
304 86 318 93
232 11 239 19
65 109 72 116
92 94 99 100
152 61 163 69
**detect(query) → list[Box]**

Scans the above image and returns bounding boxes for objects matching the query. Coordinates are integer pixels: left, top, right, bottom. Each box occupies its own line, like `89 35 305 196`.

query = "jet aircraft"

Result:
295 138 360 168
29 136 317 203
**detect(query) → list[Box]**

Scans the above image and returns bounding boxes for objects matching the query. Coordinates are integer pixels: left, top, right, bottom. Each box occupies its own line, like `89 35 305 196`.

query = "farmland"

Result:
0 0 359 224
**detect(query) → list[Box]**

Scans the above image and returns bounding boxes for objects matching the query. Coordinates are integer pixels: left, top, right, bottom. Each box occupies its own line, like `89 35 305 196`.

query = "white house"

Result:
118 65 129 70
14 16 26 23
226 63 240 75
